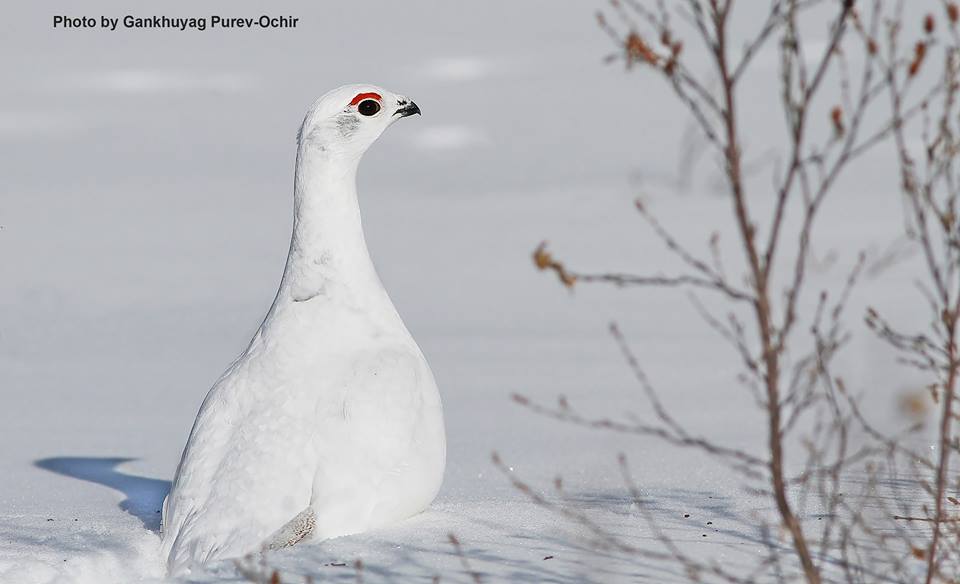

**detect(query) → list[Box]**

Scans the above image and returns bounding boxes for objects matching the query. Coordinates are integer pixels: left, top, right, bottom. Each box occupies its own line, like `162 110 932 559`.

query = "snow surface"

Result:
0 0 932 582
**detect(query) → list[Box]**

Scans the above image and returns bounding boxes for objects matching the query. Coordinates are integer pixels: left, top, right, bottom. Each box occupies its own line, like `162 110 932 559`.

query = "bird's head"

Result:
297 84 420 159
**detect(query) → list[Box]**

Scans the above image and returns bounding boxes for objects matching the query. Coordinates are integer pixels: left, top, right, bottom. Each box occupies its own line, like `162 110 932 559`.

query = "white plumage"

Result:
160 85 445 575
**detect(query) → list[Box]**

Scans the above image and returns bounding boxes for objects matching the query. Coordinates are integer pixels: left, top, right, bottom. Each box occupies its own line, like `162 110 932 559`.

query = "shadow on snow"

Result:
34 456 170 533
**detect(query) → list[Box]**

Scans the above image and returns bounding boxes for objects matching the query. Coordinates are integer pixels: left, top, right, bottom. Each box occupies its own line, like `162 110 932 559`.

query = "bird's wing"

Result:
160 369 244 573
302 345 445 539
160 357 315 574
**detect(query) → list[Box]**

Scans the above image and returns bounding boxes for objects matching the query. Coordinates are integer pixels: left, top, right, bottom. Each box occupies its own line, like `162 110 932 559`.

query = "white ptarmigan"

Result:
160 85 446 574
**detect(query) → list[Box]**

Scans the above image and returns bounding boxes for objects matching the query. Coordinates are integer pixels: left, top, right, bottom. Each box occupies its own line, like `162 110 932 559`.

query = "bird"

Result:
159 84 446 575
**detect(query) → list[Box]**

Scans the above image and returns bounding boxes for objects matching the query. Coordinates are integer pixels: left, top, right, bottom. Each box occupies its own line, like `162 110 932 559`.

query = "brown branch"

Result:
711 1 824 579
532 241 753 302
447 534 483 584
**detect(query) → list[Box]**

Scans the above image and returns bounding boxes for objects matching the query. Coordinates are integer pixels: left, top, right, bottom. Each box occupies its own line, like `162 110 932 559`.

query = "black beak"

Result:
394 100 421 118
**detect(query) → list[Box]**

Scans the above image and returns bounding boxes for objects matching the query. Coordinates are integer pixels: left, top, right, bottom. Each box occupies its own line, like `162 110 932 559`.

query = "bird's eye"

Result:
358 99 381 116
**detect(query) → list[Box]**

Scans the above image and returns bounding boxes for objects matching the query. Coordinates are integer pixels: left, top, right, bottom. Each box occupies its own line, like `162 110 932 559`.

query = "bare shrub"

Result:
512 1 960 582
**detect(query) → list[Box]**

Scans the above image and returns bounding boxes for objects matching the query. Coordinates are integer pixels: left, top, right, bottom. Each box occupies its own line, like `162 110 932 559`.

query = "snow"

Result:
0 1 928 582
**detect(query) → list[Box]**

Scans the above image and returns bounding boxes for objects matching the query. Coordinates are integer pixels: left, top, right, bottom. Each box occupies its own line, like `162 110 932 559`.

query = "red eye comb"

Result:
349 92 382 106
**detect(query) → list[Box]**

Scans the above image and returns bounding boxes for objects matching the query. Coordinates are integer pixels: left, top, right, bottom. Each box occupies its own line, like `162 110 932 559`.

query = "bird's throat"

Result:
279 148 381 304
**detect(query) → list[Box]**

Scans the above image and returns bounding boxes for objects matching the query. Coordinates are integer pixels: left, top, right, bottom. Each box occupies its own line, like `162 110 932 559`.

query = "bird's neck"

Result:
278 147 383 303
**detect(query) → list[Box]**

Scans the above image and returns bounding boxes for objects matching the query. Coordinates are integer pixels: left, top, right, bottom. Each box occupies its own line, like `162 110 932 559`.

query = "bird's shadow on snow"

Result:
34 456 170 533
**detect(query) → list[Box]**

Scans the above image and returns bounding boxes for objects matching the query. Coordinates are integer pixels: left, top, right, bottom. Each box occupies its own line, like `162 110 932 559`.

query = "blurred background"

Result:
0 0 670 496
